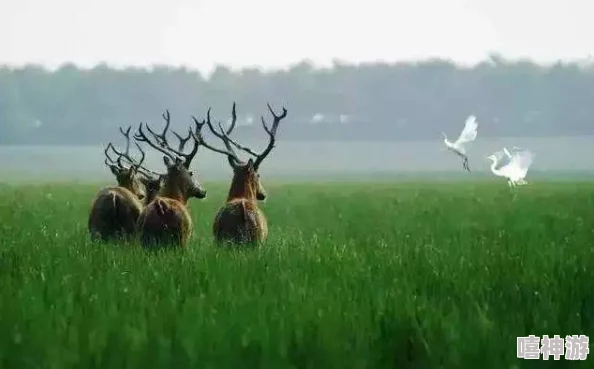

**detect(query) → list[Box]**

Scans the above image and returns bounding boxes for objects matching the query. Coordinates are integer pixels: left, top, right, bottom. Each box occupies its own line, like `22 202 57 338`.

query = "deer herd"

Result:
88 102 287 249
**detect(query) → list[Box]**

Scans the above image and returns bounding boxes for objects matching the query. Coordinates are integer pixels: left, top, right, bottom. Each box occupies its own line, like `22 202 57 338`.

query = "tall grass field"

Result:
0 180 592 368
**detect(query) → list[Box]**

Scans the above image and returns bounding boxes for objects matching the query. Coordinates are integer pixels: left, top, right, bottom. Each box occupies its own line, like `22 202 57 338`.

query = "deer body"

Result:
137 168 201 249
138 196 193 248
213 199 268 245
213 164 269 245
88 185 144 242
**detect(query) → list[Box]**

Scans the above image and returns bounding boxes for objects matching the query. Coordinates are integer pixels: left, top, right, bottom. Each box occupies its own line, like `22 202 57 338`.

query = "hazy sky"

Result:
1 0 592 74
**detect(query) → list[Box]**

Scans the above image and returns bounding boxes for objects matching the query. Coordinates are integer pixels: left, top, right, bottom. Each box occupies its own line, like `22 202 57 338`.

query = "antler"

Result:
191 107 244 168
103 142 123 169
133 109 200 168
213 102 262 158
104 126 160 177
252 103 288 169
200 102 287 170
172 130 192 152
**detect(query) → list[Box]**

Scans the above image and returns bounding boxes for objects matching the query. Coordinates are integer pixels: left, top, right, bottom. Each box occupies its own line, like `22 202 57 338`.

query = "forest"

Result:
1 55 593 145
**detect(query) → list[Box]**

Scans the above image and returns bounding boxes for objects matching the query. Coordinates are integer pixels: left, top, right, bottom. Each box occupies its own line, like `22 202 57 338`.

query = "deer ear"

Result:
247 158 254 168
163 156 173 168
109 165 119 176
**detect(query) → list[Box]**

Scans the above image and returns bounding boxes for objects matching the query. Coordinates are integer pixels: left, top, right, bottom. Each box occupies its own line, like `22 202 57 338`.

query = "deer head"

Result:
104 126 162 201
195 102 287 202
133 110 207 203
139 173 164 204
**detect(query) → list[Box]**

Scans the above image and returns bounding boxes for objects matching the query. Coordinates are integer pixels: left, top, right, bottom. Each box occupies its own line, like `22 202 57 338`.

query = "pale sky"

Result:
1 0 592 75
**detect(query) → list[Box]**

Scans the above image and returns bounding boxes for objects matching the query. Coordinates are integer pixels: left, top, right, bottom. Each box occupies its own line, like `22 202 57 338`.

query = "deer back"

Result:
137 196 193 248
88 186 144 242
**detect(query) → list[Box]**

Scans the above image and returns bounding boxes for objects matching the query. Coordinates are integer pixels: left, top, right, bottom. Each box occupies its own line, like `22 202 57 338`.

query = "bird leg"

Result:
462 157 471 172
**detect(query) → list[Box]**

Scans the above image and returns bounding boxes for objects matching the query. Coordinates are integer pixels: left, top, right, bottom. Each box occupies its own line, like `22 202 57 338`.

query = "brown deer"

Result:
88 127 162 242
134 109 208 249
196 102 287 246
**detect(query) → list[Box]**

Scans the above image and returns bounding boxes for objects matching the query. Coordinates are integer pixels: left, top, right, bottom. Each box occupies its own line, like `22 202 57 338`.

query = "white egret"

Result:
486 148 535 187
442 115 478 172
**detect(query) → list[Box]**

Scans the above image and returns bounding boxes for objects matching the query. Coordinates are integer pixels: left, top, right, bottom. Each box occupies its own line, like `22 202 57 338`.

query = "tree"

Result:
1 57 594 145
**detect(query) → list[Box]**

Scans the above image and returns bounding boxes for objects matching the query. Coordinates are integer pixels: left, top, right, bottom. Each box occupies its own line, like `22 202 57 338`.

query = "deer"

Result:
133 109 208 249
195 102 287 246
88 126 163 242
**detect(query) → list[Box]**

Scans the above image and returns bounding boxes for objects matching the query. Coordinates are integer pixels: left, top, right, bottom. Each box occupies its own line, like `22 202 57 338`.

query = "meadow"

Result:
0 179 592 368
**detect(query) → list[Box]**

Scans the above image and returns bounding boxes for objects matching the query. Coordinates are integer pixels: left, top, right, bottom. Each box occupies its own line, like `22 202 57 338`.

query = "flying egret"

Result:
486 148 535 187
442 115 478 172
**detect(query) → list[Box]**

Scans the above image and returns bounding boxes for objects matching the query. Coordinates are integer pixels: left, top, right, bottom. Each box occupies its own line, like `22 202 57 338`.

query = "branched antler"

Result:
133 109 200 168
197 102 288 170
191 108 243 168
103 126 160 177
212 102 261 158
252 103 288 169
104 142 121 168
173 130 192 152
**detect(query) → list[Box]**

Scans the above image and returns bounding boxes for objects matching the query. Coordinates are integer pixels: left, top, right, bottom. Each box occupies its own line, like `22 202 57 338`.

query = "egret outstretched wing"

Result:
510 149 535 177
504 146 523 157
500 147 525 170
454 115 478 146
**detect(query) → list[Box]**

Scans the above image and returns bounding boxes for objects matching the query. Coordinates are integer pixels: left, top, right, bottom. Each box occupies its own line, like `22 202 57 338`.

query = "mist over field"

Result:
2 136 594 182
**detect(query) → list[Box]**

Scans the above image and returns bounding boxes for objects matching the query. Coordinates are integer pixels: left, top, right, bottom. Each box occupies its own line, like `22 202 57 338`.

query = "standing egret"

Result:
442 115 479 172
486 148 535 187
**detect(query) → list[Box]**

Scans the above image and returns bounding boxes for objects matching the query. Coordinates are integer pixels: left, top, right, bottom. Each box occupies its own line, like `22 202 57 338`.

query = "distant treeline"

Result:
1 55 594 145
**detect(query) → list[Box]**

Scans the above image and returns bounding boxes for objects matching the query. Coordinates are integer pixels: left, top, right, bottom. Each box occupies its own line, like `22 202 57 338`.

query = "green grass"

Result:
0 180 593 369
